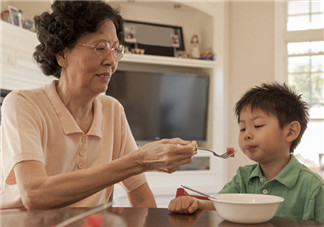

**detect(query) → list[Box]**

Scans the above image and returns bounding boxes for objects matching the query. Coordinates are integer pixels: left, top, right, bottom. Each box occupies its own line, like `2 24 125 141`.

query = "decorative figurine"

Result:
190 34 200 59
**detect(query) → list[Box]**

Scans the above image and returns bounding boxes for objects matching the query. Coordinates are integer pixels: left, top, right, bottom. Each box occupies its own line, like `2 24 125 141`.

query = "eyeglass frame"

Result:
79 41 125 60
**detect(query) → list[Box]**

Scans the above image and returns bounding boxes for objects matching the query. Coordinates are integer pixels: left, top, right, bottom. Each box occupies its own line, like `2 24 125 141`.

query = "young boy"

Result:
168 83 324 223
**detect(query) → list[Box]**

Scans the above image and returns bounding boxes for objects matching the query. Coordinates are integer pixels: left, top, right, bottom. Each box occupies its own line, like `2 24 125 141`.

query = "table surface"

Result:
0 207 323 227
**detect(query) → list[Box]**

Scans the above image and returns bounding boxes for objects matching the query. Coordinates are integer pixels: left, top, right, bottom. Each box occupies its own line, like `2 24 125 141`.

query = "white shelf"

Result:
121 53 216 69
1 21 215 71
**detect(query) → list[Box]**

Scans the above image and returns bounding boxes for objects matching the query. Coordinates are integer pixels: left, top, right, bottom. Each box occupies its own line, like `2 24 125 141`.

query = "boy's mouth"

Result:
245 145 257 152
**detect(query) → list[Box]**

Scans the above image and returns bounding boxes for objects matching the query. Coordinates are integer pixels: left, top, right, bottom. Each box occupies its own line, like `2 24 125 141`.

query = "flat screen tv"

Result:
106 70 209 141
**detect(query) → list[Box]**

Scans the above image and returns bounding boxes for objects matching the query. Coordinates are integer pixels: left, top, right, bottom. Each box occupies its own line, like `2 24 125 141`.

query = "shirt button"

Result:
78 163 83 169
81 136 87 143
260 178 264 183
262 189 268 194
79 151 85 157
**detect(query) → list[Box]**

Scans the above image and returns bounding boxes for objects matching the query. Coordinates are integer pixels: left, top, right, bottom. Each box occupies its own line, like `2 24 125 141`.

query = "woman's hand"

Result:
168 196 199 214
136 138 197 173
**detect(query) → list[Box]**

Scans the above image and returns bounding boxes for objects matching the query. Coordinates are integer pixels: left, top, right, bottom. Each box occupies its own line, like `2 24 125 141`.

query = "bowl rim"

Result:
210 193 284 205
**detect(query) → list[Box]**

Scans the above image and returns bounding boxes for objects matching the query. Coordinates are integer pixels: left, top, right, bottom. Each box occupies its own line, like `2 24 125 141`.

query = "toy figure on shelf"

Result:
200 50 214 60
1 10 11 23
190 34 200 59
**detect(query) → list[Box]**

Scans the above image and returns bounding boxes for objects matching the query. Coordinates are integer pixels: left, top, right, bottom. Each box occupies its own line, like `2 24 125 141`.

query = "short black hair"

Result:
235 82 309 153
33 0 124 78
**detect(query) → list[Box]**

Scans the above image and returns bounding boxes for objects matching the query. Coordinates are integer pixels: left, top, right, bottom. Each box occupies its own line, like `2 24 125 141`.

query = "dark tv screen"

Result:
106 70 209 141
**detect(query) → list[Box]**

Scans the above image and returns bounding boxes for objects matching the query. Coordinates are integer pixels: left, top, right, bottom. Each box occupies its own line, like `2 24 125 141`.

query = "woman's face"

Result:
58 19 119 97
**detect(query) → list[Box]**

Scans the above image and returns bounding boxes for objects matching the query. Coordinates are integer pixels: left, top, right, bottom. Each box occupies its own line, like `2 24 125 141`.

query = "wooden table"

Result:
0 207 323 227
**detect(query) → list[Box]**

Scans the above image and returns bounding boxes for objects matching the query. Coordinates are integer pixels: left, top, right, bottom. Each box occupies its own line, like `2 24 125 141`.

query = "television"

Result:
106 70 209 141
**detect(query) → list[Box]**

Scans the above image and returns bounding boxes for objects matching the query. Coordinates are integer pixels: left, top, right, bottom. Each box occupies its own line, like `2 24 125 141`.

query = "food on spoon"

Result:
227 147 235 157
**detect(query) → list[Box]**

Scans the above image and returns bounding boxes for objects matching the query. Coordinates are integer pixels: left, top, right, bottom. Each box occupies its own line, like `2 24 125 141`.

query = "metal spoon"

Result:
181 185 217 201
197 147 236 159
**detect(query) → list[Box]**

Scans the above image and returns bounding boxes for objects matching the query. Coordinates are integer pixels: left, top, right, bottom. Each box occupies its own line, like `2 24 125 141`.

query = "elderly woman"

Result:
0 1 196 210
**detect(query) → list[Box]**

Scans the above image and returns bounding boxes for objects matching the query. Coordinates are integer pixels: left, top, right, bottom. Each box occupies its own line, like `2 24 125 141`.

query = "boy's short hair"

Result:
235 82 309 153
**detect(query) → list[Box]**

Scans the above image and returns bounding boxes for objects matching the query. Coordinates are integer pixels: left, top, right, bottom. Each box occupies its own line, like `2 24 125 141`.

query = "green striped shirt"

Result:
219 155 324 223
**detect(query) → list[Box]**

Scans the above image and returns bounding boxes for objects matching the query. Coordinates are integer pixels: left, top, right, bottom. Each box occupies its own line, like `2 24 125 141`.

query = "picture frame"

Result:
171 34 180 48
8 5 21 27
123 20 185 57
124 23 137 43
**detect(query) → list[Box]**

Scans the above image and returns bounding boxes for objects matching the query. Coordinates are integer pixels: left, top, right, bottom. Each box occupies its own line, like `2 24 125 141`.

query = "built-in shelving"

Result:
1 21 215 92
122 53 216 69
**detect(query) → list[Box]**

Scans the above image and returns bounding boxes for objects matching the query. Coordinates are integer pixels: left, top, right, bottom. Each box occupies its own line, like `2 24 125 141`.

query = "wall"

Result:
226 2 276 180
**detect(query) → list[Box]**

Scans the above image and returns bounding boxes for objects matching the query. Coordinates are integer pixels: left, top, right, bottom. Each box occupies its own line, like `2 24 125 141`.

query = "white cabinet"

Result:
0 21 54 90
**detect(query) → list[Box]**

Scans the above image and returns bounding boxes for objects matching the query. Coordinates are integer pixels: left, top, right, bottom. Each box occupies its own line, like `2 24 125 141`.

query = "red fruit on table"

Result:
81 214 103 227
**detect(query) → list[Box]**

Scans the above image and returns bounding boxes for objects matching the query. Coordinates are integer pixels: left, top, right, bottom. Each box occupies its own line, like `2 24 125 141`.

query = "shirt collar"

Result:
249 164 263 179
87 98 103 137
248 155 301 189
272 155 301 188
44 80 102 138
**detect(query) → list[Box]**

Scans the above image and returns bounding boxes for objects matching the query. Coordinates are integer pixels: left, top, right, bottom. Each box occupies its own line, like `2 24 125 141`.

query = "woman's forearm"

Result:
15 138 196 210
127 183 157 208
15 151 143 209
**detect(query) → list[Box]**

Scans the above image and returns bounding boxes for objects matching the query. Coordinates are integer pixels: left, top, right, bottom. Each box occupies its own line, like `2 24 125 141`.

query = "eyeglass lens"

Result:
94 42 124 59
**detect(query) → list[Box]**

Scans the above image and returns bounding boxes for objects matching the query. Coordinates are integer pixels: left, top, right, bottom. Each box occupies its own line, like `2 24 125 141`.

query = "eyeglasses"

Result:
80 41 125 60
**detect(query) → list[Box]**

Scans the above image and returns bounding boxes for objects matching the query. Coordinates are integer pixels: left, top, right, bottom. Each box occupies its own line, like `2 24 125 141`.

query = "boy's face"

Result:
238 107 290 165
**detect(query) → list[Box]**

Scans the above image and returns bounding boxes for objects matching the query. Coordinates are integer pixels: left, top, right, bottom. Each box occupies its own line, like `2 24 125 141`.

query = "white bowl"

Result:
211 193 284 224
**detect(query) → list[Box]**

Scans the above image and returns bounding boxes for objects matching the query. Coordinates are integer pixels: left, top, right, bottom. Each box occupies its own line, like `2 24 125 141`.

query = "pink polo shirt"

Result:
0 80 147 209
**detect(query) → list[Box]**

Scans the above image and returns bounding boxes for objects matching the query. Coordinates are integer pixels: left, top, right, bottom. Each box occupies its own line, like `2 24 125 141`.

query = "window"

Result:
284 0 324 176
287 0 324 31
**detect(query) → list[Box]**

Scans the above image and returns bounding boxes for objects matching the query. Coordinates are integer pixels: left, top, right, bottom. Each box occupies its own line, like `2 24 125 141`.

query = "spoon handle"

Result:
181 185 211 198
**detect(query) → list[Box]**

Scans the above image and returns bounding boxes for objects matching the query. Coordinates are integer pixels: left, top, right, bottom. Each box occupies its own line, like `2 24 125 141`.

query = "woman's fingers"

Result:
160 138 197 147
137 138 197 172
143 156 192 173
152 145 195 172
170 143 197 155
159 157 193 173
160 137 187 145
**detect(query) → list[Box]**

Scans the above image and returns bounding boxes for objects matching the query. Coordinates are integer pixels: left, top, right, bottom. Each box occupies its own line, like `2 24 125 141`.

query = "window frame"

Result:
275 1 324 174
275 2 324 85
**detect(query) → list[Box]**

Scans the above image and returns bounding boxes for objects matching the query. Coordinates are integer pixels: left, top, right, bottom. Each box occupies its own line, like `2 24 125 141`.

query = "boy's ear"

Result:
56 49 68 68
285 121 301 142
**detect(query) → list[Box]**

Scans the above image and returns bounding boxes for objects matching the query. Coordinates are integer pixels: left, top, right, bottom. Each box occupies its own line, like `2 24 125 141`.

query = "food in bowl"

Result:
210 193 284 224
